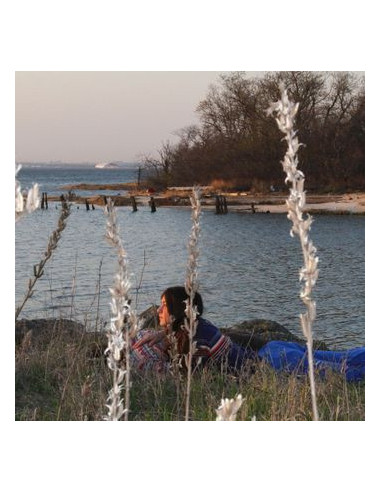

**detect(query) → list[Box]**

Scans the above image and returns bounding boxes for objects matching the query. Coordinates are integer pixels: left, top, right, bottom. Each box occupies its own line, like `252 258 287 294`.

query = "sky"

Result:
15 71 264 164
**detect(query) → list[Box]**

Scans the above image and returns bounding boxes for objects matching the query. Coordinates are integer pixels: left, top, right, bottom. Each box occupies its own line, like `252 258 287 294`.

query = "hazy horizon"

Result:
16 71 265 164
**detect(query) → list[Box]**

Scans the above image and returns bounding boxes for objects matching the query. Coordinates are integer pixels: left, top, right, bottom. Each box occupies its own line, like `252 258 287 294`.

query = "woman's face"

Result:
157 296 171 328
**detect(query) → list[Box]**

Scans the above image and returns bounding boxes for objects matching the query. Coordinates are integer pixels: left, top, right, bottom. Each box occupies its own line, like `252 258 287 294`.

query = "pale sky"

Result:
15 71 264 164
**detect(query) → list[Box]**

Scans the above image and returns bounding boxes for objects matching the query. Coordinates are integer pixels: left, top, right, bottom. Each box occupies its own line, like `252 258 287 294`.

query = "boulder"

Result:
15 309 328 352
221 319 328 351
15 318 85 346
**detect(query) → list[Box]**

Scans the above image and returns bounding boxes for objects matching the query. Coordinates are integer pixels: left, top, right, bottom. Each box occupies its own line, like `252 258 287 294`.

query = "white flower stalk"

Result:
184 186 202 421
15 165 40 221
104 198 140 421
216 394 244 421
268 86 319 421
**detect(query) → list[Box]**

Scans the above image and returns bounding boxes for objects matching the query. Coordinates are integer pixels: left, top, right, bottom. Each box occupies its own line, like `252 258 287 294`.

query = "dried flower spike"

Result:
104 198 140 421
15 165 40 221
268 85 319 421
216 394 244 421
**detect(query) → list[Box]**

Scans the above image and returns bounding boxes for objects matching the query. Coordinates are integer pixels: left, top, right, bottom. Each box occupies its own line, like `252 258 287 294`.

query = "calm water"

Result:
15 166 365 349
17 163 141 197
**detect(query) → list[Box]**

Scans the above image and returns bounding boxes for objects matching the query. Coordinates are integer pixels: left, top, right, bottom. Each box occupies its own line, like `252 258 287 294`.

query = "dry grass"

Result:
15 327 365 421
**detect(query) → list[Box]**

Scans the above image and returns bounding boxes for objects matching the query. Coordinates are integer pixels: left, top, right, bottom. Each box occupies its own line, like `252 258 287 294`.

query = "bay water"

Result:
15 165 365 349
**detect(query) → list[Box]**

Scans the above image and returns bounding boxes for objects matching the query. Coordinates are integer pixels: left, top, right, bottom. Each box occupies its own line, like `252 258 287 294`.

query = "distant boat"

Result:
95 162 120 169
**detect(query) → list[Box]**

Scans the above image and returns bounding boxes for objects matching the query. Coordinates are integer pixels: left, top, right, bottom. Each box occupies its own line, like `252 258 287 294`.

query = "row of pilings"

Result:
38 193 258 214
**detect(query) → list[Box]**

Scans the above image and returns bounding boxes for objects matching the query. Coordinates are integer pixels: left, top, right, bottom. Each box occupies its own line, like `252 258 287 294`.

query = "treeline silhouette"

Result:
142 71 364 192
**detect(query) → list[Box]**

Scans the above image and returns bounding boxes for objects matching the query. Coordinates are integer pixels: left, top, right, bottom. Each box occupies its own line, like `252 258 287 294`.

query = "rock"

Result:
15 312 328 352
15 318 85 346
221 319 328 351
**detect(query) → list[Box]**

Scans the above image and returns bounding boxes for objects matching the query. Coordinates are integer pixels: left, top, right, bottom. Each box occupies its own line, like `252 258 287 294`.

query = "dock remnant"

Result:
131 196 138 212
40 192 48 209
149 196 156 213
215 195 228 214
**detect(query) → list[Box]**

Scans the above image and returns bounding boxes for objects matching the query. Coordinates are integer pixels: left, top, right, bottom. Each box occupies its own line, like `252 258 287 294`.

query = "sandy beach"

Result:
221 192 365 214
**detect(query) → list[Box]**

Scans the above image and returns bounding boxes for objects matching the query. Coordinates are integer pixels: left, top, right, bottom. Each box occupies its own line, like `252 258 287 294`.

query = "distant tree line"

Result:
142 71 364 192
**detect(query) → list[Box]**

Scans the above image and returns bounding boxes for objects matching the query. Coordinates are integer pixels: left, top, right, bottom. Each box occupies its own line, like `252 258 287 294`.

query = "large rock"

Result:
15 318 85 346
15 309 328 352
221 319 328 350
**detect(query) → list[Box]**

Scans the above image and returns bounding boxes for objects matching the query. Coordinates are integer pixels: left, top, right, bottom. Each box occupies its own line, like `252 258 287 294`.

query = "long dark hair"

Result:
161 286 203 332
161 286 203 355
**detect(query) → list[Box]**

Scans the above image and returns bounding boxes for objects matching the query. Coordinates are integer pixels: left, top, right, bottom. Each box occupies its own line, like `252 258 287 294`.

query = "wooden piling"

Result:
85 199 90 211
41 192 45 209
222 196 228 214
44 193 48 209
131 196 138 212
149 196 156 213
215 195 227 214
215 195 221 214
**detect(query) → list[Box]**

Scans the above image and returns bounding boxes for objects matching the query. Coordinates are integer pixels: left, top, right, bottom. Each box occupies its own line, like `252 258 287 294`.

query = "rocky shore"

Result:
15 306 329 354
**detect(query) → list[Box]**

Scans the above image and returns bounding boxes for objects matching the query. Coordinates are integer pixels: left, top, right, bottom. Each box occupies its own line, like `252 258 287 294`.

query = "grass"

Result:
15 326 365 421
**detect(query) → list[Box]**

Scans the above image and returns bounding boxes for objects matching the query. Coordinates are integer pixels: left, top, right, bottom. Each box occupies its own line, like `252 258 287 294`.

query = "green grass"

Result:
15 329 365 421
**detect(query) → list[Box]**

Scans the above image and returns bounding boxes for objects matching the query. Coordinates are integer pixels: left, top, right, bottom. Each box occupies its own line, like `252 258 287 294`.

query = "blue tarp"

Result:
257 341 365 382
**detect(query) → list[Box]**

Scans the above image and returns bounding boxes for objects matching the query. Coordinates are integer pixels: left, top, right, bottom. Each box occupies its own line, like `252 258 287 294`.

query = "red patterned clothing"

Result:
130 319 256 372
131 330 169 372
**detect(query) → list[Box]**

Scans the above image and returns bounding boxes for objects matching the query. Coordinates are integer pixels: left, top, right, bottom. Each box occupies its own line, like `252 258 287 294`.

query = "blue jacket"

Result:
194 317 256 371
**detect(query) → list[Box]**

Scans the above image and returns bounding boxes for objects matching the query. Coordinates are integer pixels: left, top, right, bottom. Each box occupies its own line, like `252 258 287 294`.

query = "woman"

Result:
132 286 365 382
132 286 256 373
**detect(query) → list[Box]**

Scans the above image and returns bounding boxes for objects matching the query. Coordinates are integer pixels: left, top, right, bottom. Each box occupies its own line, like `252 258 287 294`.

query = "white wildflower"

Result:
268 85 320 421
15 165 40 221
216 394 244 421
104 198 140 421
184 186 202 421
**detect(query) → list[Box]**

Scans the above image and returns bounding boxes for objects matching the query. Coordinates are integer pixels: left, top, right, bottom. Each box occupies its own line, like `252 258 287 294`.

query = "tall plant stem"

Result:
184 187 202 421
15 198 71 321
104 198 139 421
268 86 320 421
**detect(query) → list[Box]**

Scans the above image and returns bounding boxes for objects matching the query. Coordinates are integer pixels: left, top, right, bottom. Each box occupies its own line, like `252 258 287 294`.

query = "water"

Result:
17 163 141 197
15 165 365 349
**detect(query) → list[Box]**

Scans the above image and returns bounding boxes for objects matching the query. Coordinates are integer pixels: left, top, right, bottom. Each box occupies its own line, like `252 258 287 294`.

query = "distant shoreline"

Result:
49 183 366 215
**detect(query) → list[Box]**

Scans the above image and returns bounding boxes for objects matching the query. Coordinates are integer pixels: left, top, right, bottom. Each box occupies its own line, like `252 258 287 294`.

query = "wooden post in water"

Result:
44 193 48 209
222 196 228 214
251 202 256 213
92 203 95 210
131 196 138 212
149 196 156 213
215 195 228 214
215 195 220 214
85 199 90 211
137 166 141 187
41 192 45 209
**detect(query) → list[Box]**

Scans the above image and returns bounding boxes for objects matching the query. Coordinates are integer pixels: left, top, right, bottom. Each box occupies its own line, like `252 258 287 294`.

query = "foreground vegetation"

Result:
15 326 365 421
